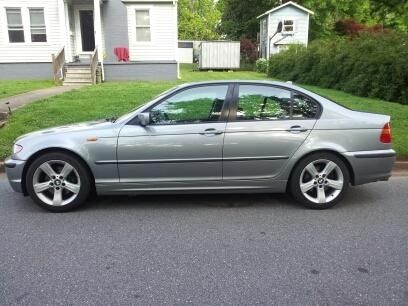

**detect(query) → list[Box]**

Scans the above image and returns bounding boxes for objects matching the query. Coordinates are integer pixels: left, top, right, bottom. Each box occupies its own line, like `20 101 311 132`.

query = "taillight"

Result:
380 123 391 143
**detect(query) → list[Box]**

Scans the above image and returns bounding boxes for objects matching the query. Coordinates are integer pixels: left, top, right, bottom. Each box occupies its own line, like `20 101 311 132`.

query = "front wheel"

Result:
290 153 350 209
26 152 92 212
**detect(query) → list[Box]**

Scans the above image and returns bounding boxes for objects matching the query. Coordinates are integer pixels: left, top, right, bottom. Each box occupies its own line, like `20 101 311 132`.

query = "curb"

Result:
0 161 407 176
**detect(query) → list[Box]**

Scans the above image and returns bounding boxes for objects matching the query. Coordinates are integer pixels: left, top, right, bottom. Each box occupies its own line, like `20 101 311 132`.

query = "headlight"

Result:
13 144 23 154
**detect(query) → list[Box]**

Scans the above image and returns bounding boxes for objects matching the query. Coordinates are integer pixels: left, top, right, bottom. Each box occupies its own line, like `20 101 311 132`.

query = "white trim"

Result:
73 4 94 55
3 6 51 46
257 1 314 19
128 5 154 46
282 19 295 34
135 8 151 42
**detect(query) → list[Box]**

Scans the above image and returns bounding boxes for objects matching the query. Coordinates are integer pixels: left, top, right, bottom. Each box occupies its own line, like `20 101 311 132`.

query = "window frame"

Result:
28 7 47 43
127 83 235 126
135 9 151 42
282 19 295 34
5 7 25 43
228 83 322 122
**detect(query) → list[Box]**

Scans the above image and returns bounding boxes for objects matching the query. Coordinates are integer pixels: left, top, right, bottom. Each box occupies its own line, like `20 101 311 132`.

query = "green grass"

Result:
0 64 407 159
0 80 54 99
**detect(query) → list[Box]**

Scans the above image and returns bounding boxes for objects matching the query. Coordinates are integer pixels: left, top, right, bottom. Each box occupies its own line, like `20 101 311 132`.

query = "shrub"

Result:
240 36 257 63
268 33 408 104
255 58 268 73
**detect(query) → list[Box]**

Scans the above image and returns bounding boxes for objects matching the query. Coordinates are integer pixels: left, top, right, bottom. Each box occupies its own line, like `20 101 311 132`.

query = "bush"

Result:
255 58 268 73
240 36 257 63
268 33 408 104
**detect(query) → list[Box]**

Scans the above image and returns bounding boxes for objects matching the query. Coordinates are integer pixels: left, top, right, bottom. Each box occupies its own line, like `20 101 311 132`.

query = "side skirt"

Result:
96 179 288 195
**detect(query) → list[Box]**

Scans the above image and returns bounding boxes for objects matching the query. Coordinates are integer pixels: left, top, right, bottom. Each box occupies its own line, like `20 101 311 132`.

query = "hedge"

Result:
268 33 408 104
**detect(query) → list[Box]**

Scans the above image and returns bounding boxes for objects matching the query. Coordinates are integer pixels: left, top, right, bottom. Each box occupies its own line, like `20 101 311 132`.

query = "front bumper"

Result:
5 157 26 193
343 149 396 185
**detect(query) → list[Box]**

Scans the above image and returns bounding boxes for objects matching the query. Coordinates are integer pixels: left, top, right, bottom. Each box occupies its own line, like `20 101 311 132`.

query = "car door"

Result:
222 83 320 180
117 84 232 186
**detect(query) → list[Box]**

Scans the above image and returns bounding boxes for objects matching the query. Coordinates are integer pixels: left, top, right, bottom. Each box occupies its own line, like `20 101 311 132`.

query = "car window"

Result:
150 85 228 125
292 92 319 119
236 85 292 120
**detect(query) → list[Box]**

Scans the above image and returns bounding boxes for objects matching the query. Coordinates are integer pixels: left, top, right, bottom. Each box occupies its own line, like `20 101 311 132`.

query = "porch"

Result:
52 0 105 85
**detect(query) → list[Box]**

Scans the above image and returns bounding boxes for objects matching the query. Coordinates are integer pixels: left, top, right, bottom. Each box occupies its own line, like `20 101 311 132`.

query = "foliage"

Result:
334 19 388 36
0 65 407 159
218 0 408 41
178 0 221 40
240 37 258 63
267 33 408 105
255 58 268 73
218 0 278 40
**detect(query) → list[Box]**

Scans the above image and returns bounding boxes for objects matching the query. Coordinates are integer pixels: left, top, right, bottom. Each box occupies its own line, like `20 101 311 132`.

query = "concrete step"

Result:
63 81 92 86
64 78 93 83
65 68 91 73
65 73 92 79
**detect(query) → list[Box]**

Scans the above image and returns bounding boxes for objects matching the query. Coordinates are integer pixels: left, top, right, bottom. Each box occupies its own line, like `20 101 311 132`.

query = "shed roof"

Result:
257 1 314 19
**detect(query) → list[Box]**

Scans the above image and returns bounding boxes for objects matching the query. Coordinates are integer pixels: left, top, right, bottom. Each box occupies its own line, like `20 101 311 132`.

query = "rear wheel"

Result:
26 152 92 212
290 153 350 209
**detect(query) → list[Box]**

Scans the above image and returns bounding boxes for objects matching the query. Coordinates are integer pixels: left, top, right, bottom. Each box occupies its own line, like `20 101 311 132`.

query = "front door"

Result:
79 10 95 52
222 83 319 180
117 84 232 187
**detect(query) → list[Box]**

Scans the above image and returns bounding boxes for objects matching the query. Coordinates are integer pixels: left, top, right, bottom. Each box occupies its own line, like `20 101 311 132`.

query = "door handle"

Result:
286 125 308 133
199 128 224 136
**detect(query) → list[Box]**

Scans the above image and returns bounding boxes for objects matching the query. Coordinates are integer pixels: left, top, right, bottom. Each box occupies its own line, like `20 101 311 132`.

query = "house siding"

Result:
0 0 64 63
125 2 178 61
102 0 130 63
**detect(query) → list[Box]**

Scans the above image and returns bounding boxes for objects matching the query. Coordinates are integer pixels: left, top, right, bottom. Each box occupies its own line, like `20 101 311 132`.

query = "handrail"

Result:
90 47 99 85
51 47 65 85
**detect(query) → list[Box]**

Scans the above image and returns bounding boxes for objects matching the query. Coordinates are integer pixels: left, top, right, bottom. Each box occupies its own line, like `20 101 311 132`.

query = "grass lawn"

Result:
0 64 406 159
0 80 54 100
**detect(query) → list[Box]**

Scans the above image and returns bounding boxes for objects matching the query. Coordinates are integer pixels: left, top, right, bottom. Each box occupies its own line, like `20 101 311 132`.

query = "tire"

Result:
26 152 92 212
289 152 350 209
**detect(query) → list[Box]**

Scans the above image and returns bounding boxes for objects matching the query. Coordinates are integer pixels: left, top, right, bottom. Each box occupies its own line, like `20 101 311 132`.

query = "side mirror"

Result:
137 112 150 126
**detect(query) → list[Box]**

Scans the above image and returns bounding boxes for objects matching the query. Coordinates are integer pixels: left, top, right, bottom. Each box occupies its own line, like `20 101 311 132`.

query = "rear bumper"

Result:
342 149 396 185
5 157 26 193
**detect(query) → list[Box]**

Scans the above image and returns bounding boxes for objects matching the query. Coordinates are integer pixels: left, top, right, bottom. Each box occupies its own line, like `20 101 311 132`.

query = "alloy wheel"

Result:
32 160 81 206
299 159 344 204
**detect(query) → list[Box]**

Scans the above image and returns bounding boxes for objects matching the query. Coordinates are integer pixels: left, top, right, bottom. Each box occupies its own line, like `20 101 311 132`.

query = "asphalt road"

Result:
0 176 407 305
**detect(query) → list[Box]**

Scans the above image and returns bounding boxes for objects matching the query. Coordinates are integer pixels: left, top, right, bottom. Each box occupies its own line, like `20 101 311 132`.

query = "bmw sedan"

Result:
5 81 396 212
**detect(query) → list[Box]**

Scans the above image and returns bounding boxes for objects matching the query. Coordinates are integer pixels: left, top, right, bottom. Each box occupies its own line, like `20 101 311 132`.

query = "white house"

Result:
0 0 179 82
258 1 314 58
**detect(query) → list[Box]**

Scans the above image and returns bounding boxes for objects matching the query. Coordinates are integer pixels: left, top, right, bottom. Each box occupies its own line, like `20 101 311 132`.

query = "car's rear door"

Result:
117 84 233 186
222 83 320 180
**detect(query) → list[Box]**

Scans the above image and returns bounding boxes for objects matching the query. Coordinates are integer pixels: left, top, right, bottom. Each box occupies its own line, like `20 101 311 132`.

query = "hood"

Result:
15 120 113 143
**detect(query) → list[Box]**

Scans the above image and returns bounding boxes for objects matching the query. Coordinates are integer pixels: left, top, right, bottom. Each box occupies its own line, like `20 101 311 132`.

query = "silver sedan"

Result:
5 81 396 212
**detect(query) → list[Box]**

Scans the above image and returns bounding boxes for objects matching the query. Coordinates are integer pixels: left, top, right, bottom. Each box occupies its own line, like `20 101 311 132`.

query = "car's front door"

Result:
223 83 320 180
117 84 232 187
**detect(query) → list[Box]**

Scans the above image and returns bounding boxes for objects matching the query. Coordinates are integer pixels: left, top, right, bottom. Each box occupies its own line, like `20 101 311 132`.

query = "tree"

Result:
218 0 278 40
178 0 221 40
218 0 407 42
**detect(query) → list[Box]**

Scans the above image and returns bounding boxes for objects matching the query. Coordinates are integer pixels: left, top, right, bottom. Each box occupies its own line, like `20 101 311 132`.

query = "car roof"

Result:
178 80 306 92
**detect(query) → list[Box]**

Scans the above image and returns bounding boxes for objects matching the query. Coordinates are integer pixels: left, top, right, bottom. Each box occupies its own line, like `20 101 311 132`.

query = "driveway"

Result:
0 176 407 305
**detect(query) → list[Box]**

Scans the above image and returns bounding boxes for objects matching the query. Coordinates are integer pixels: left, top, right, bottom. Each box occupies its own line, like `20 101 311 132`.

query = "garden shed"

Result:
198 41 240 70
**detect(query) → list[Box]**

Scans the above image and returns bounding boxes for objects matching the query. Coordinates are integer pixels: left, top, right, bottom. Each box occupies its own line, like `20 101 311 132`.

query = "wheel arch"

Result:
21 147 96 196
287 149 356 189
